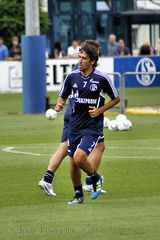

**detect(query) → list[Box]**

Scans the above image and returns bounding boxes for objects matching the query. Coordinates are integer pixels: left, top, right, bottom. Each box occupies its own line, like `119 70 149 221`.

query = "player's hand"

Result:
88 106 100 118
55 103 64 112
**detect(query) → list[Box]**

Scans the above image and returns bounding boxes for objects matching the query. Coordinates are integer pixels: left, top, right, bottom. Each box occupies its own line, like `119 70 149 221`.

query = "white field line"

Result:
1 146 160 159
2 146 45 156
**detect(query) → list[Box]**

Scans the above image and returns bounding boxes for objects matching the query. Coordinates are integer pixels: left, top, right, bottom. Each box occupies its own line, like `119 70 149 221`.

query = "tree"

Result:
0 0 50 45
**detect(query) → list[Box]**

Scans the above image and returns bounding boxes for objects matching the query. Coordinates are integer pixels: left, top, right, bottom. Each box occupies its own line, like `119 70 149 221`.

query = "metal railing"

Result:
105 72 123 113
122 71 160 113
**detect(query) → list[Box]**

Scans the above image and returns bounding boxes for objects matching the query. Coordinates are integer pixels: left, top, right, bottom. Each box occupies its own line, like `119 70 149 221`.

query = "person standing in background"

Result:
107 34 121 56
53 41 65 59
139 40 153 56
0 37 9 60
155 39 160 56
67 40 80 58
7 36 21 61
118 39 131 56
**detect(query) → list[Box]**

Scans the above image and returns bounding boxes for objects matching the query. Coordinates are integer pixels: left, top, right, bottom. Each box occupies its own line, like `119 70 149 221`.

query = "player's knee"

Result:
74 155 83 166
101 143 105 152
74 158 81 167
73 149 86 166
97 142 105 153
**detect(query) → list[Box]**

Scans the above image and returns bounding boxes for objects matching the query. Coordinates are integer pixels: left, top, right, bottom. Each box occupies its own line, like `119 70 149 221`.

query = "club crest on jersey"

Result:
90 84 97 91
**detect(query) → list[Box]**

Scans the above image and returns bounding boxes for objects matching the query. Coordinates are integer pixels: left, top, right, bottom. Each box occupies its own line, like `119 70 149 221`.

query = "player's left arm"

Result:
89 75 120 118
89 96 120 118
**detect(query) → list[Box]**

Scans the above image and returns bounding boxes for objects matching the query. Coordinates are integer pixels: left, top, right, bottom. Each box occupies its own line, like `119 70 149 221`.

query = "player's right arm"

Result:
55 73 72 112
55 97 66 112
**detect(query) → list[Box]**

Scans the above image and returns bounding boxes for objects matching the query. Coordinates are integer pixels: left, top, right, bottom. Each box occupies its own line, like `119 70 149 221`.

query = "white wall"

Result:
0 57 114 93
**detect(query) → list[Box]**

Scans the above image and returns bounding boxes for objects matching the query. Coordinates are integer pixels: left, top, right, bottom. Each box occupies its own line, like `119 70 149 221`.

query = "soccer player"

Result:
55 43 120 204
39 40 106 196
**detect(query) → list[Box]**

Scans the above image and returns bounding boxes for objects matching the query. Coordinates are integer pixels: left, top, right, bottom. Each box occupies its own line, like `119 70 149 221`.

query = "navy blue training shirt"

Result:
59 68 119 134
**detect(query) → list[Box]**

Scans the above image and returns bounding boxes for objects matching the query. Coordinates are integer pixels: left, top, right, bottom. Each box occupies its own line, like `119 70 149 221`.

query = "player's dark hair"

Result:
84 39 100 50
79 43 99 67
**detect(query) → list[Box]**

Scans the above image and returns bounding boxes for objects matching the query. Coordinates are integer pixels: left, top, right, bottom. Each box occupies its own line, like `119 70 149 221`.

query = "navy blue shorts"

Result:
98 135 104 143
67 132 102 157
61 118 69 143
61 115 104 144
61 124 104 145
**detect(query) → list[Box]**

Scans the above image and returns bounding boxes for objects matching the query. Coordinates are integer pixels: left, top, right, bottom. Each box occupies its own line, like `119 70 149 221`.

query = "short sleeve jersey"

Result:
63 63 78 121
59 68 119 134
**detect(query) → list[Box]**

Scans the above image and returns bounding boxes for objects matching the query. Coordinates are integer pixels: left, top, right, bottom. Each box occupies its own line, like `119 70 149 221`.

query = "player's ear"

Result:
91 60 96 66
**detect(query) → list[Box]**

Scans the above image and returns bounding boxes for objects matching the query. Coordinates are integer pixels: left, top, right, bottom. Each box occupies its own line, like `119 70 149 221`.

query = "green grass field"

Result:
0 89 160 240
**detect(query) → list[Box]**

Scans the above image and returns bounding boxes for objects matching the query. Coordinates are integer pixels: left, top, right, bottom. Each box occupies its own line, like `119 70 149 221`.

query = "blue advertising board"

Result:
114 56 160 87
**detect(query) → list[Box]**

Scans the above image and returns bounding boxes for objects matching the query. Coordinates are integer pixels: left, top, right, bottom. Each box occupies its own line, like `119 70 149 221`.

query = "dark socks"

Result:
89 170 101 182
89 170 101 191
74 185 84 198
85 175 92 185
44 170 54 184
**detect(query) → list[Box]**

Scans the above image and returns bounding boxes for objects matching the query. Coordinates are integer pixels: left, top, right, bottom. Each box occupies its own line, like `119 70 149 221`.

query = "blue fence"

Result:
114 56 160 87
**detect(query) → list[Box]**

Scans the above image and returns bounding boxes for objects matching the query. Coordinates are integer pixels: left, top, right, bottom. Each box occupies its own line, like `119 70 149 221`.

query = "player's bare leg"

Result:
68 148 102 204
89 141 105 170
74 148 94 175
83 141 106 193
48 141 68 172
70 157 82 186
68 157 84 205
39 141 67 196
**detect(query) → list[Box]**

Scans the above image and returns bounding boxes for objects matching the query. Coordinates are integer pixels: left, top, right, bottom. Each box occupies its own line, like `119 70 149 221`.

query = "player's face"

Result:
78 51 94 74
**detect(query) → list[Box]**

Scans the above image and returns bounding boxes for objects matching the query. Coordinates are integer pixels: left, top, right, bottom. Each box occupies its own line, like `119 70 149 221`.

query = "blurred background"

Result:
0 0 160 114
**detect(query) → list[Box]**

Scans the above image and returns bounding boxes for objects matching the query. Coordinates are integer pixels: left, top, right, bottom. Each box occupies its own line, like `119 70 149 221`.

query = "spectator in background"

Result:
107 34 121 56
155 39 160 56
53 41 65 59
139 40 152 56
67 40 80 58
8 36 21 61
0 37 9 60
118 39 131 56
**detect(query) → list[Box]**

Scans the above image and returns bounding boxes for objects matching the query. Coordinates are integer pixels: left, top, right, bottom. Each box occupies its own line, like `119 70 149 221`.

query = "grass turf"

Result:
0 90 160 240
125 87 160 107
0 87 160 113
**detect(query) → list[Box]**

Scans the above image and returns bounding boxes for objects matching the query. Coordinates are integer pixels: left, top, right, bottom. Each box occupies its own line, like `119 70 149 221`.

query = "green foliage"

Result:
0 0 50 45
40 9 51 35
